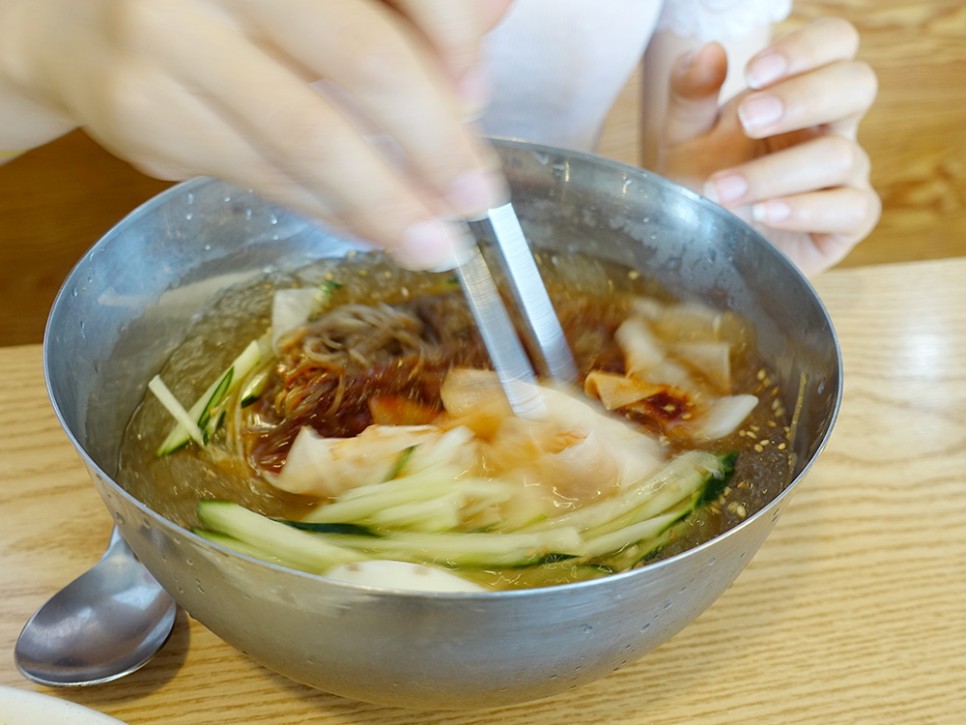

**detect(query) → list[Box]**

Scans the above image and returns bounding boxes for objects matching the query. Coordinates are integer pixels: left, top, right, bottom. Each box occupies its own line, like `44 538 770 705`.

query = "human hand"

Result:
2 0 511 269
657 18 881 275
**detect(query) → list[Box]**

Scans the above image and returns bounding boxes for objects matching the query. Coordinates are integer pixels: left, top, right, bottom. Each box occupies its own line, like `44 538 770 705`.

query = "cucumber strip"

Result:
698 451 737 506
373 476 519 532
365 493 463 532
156 339 262 455
334 467 457 502
195 450 734 579
301 466 478 523
303 474 515 529
239 367 270 407
147 375 205 449
577 475 704 541
524 451 732 535
279 521 379 537
300 473 455 524
330 527 584 568
589 460 735 571
197 500 366 570
596 526 676 572
198 369 233 440
405 427 474 475
195 529 291 567
385 445 416 481
496 486 550 530
578 505 691 559
201 500 583 569
319 279 343 299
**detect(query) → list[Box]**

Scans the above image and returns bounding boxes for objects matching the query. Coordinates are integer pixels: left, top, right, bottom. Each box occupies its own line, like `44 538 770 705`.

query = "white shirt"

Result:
480 0 792 150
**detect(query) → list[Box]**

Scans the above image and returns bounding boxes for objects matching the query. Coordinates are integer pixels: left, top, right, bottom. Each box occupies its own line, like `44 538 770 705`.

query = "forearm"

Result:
0 0 78 163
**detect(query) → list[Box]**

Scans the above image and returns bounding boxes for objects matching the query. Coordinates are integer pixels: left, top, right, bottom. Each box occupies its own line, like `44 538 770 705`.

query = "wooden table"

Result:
1 257 964 724
4 0 966 348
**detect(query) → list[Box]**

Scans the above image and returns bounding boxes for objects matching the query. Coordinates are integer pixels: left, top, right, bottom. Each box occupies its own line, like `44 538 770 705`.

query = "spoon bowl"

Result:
15 527 177 687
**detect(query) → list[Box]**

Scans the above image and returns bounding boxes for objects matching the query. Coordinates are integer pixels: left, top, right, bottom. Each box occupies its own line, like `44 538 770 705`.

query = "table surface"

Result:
1 257 965 724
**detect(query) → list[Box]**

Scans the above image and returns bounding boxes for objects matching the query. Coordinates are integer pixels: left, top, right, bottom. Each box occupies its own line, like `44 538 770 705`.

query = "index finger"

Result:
745 17 860 90
239 0 506 217
387 1 512 72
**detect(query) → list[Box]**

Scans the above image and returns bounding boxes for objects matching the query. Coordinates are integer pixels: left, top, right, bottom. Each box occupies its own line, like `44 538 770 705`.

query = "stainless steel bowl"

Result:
44 139 841 709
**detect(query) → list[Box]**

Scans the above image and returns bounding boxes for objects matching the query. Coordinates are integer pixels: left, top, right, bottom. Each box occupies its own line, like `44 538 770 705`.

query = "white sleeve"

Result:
656 0 792 42
479 0 663 152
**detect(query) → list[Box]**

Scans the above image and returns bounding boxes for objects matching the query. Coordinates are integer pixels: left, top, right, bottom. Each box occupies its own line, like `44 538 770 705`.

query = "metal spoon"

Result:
15 526 177 687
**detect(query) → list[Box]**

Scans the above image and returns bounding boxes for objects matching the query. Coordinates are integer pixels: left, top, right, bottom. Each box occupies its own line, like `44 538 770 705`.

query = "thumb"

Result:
664 43 729 147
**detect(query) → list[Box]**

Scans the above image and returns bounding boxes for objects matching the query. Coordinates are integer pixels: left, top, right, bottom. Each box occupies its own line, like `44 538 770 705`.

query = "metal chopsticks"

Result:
455 202 576 417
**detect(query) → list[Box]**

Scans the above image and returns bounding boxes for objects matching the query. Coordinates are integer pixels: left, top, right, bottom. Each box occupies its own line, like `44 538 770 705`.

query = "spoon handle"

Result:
102 525 128 559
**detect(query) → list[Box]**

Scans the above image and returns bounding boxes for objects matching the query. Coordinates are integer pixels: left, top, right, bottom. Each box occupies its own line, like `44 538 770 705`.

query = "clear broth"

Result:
117 251 795 583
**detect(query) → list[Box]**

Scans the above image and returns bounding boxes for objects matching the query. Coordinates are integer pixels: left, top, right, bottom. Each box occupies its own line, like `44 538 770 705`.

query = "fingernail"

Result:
457 65 490 120
752 200 791 224
738 93 784 133
398 219 471 271
447 169 509 217
704 174 748 205
746 52 787 89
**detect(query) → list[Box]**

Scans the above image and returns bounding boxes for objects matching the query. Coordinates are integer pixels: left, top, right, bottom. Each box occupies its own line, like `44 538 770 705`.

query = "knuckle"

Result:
95 65 150 136
817 17 860 54
106 0 161 51
859 188 883 230
342 193 420 239
851 61 879 100
843 188 880 233
822 135 860 180
348 31 421 94
259 98 344 168
852 144 872 181
435 35 479 76
277 114 332 155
